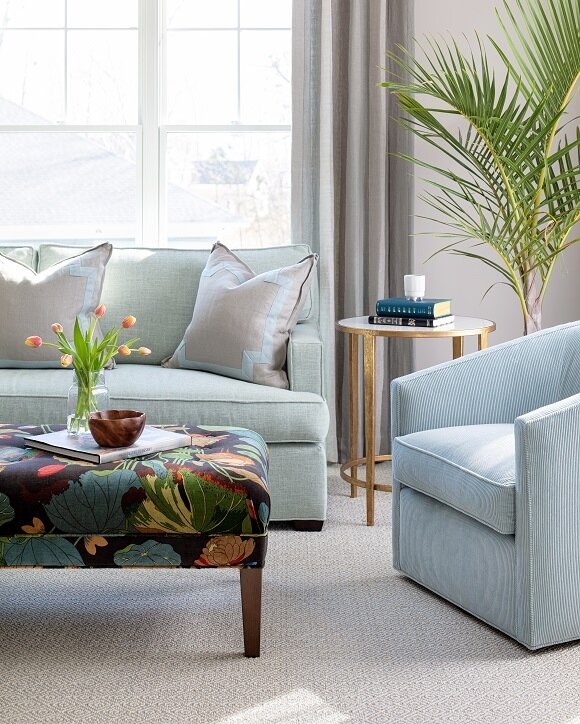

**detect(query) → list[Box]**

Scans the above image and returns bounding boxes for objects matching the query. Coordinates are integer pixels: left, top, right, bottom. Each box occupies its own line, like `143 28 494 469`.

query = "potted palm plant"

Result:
381 0 579 334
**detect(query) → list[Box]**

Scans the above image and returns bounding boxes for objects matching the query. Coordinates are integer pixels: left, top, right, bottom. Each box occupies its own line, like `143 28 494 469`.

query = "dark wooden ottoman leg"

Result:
239 567 262 657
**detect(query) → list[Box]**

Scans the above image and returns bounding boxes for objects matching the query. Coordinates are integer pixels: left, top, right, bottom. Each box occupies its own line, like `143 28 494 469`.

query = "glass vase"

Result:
67 369 109 436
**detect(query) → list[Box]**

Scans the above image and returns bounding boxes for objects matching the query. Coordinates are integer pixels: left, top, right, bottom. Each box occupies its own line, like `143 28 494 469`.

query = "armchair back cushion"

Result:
391 322 580 439
558 324 580 400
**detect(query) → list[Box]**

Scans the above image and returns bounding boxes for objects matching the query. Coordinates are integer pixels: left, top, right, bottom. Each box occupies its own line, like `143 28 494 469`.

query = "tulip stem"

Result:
68 369 107 435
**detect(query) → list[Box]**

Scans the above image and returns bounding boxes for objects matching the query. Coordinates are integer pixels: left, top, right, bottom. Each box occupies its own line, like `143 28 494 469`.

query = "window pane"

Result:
166 132 291 248
166 0 237 28
0 30 64 123
66 0 137 28
240 30 290 124
0 132 137 245
0 0 64 28
240 0 291 28
67 30 138 124
166 31 237 124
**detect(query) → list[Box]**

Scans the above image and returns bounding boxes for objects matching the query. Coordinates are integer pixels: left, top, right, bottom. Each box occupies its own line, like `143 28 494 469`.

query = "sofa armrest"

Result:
287 321 324 395
389 324 574 439
514 393 580 648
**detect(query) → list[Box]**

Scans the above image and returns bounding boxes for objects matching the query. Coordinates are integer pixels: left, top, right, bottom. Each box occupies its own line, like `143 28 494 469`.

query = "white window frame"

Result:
0 0 292 248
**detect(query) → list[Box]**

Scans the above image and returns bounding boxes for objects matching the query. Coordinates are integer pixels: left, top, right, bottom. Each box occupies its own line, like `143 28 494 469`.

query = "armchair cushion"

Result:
394 424 516 534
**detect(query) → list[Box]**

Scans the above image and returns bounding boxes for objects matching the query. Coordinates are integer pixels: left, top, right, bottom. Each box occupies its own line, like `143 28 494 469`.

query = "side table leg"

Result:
363 334 376 526
478 331 489 351
452 336 464 359
349 333 359 498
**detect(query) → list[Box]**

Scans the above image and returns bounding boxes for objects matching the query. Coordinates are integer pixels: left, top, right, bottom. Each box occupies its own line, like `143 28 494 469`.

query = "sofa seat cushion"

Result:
393 424 516 534
0 366 329 445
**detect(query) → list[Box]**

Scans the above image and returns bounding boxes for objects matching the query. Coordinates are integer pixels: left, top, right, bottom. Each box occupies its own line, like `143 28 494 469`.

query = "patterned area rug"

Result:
1 465 580 724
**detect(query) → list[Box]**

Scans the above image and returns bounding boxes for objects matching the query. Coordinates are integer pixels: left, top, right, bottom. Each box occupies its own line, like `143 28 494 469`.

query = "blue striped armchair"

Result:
391 321 580 649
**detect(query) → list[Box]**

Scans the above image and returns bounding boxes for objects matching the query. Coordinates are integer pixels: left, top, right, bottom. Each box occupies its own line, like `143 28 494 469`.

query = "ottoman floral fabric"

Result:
0 424 269 569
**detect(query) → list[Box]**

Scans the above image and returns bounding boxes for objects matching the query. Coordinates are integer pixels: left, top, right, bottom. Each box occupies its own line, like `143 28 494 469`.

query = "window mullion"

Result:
139 0 161 247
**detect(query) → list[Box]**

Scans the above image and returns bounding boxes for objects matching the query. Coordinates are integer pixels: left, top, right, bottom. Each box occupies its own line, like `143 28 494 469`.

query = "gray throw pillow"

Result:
0 243 112 368
164 242 318 389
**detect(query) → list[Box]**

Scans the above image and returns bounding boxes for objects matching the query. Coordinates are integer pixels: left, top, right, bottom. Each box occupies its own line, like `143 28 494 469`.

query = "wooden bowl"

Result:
89 409 146 448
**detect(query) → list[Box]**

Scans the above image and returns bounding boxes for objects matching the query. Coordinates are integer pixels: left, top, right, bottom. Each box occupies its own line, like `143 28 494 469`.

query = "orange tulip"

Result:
121 315 136 328
117 344 131 356
95 304 106 318
25 336 42 348
51 323 63 334
60 354 73 367
137 346 151 356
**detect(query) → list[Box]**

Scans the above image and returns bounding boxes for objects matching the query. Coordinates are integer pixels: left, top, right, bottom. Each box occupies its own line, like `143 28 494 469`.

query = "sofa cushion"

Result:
0 365 329 444
164 243 318 389
38 243 319 365
0 244 111 368
0 246 36 269
393 424 516 534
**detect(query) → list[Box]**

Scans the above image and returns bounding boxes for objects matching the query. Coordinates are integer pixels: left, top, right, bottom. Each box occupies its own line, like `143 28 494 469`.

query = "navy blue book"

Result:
375 297 452 319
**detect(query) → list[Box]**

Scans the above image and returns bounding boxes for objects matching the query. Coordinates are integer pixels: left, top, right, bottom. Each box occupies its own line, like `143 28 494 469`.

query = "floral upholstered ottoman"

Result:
0 423 270 657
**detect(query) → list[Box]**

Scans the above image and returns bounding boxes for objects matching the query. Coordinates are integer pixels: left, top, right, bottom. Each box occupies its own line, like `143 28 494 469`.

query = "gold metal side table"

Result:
336 315 496 526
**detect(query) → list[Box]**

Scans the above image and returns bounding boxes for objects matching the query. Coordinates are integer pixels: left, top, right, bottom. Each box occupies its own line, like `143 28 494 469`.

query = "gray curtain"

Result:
292 0 414 462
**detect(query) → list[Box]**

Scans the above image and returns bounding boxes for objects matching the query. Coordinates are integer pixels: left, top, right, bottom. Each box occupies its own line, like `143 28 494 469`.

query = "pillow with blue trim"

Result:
0 243 112 368
164 242 318 389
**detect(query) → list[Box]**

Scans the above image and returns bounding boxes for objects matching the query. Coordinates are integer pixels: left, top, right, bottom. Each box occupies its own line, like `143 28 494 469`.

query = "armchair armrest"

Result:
287 321 324 395
515 393 580 648
390 324 572 439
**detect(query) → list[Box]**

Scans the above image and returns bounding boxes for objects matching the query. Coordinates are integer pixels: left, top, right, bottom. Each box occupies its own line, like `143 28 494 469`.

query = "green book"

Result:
375 297 452 319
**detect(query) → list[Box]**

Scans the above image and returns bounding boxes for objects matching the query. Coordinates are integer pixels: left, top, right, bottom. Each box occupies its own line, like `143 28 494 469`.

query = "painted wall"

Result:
412 0 580 369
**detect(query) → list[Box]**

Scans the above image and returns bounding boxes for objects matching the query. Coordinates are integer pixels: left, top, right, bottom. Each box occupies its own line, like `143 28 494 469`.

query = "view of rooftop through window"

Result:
0 0 291 248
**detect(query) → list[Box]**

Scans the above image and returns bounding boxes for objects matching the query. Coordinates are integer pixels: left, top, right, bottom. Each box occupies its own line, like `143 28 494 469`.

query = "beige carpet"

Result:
2 465 580 724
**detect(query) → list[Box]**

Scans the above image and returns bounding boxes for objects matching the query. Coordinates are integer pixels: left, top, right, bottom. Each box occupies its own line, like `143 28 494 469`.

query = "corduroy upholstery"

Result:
391 321 580 650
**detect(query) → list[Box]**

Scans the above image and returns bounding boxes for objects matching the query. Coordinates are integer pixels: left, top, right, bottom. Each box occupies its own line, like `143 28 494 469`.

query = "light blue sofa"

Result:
391 321 580 649
0 244 329 529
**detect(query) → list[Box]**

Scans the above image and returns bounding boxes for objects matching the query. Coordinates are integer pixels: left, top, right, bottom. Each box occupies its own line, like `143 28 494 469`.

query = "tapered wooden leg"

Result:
363 334 376 526
478 331 488 351
349 333 359 498
452 336 464 359
240 567 262 657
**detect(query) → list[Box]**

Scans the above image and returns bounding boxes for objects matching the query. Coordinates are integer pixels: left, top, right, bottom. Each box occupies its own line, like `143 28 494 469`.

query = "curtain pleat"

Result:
292 0 414 463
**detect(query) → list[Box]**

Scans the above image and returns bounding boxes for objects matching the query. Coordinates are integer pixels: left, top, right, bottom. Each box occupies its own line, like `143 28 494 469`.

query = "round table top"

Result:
336 315 496 338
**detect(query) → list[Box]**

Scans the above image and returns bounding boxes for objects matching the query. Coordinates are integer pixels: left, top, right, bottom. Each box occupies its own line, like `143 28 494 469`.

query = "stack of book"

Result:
369 297 454 328
25 426 192 464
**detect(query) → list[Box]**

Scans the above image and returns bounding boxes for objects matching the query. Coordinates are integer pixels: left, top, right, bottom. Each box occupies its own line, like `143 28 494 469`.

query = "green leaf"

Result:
381 0 580 323
44 469 141 533
127 469 249 535
4 536 85 567
113 540 181 567
258 503 270 529
0 492 14 528
73 317 89 368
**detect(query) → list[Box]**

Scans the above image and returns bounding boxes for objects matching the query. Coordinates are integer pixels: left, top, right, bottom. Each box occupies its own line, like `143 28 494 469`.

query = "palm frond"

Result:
380 0 580 328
